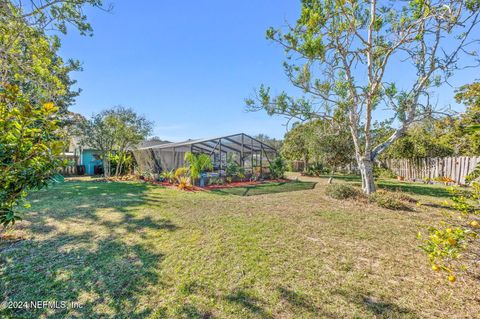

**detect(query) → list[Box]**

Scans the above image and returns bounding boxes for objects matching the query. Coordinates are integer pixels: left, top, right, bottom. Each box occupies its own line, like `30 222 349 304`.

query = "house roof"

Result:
137 133 277 153
137 139 171 149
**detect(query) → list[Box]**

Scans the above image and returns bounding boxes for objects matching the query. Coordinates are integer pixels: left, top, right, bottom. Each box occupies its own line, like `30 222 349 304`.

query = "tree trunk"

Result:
103 154 110 178
115 153 123 177
358 156 376 194
118 160 124 176
329 166 335 183
303 155 308 172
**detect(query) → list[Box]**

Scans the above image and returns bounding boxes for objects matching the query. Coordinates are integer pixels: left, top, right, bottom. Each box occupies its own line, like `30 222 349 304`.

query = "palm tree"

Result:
184 152 213 185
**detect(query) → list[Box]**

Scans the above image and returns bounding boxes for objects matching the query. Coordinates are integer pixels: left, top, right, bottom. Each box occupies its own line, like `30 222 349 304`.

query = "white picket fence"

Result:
384 156 480 185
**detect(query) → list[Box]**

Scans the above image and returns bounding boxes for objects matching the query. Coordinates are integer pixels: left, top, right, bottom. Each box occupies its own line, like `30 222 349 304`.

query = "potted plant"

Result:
199 172 208 187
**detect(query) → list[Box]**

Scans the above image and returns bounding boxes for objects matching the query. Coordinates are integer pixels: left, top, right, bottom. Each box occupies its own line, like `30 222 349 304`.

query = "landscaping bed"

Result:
136 176 300 194
202 179 290 190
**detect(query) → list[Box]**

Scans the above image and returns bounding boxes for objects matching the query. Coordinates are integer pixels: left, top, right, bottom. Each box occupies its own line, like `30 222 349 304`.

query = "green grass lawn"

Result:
210 181 317 196
1 179 479 318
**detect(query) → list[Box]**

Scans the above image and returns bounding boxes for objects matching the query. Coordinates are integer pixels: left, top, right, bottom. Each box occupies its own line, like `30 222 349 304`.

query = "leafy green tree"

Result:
448 82 480 156
421 84 480 281
383 121 454 159
104 107 153 177
392 83 480 159
246 0 480 194
1 1 106 227
312 130 354 172
80 107 153 177
0 85 64 226
1 1 108 111
281 119 353 171
254 134 283 150
184 152 213 185
453 82 480 182
281 121 316 171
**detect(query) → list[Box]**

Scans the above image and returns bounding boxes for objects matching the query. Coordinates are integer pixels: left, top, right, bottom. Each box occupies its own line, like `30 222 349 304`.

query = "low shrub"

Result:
138 171 155 181
160 169 175 184
305 162 329 176
177 176 190 190
373 166 396 179
369 190 411 210
394 192 418 203
325 183 360 200
174 167 189 181
208 177 225 186
422 177 432 184
226 160 245 180
434 176 455 185
269 157 287 179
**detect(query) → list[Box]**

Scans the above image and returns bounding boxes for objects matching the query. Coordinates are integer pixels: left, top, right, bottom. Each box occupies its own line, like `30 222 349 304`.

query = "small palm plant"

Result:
184 152 213 185
174 167 190 189
177 176 190 190
160 169 175 184
174 167 188 182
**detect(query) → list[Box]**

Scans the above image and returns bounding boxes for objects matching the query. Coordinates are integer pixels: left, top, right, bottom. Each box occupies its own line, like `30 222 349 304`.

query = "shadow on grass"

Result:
13 180 171 234
333 288 418 319
0 233 168 318
277 286 338 318
361 295 417 318
175 304 214 319
211 181 317 197
101 214 178 238
318 174 361 182
0 180 178 319
277 286 317 313
224 286 339 318
225 290 273 319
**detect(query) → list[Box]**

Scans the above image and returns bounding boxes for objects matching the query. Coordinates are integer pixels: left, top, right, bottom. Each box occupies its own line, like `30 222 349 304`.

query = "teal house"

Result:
62 138 104 176
79 149 103 175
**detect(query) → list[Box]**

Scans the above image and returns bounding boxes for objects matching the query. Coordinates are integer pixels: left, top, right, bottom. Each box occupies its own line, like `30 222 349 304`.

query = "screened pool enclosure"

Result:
133 133 278 176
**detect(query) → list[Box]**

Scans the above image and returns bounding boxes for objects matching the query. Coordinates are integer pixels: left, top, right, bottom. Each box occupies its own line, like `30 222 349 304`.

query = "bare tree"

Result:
246 0 480 193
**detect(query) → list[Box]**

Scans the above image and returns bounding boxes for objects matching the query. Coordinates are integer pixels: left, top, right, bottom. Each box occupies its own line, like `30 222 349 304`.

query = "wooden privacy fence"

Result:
384 156 480 185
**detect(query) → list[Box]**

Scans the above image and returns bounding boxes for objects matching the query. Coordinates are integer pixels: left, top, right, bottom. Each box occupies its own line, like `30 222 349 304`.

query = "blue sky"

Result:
58 0 478 141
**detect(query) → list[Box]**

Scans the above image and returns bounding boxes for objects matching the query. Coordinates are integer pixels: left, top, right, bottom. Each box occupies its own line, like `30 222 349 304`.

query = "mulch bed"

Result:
77 176 293 192
140 178 292 192
202 179 290 190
